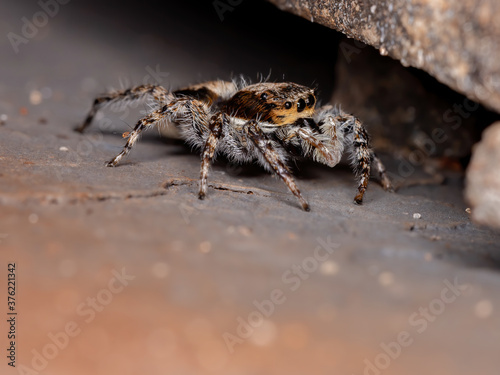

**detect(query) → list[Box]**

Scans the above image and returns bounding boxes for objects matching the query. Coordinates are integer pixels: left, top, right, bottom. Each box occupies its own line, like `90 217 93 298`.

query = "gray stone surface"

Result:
268 0 500 114
466 122 500 229
1 2 500 375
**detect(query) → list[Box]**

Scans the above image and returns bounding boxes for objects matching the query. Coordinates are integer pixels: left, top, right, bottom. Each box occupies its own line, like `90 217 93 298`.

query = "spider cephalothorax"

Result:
76 78 393 210
224 82 316 125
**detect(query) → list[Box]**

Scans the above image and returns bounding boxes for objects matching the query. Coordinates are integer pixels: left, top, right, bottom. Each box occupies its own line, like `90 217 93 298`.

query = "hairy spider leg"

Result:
106 98 208 167
199 113 225 199
244 120 310 211
76 84 170 133
106 105 170 167
295 127 342 167
371 152 394 192
342 116 374 204
311 109 394 203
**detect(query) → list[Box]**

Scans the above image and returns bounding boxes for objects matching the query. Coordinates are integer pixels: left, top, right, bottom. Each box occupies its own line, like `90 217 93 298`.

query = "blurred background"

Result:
1 1 500 374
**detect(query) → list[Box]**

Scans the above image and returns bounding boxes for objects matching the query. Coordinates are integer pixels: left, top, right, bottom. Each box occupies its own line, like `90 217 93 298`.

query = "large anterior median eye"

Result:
284 101 292 109
261 93 268 100
297 99 306 112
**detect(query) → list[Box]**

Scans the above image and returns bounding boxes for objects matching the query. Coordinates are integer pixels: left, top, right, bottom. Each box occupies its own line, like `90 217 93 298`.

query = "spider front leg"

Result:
244 120 310 211
341 116 393 203
350 117 373 204
76 84 170 133
312 109 393 204
371 152 394 193
198 113 225 199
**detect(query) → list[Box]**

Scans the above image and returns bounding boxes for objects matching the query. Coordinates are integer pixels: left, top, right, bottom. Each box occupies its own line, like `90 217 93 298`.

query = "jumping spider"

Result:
76 79 393 210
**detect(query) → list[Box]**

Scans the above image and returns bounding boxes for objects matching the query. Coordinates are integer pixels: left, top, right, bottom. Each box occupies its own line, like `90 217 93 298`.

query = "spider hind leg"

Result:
76 84 170 133
106 97 211 167
106 104 171 167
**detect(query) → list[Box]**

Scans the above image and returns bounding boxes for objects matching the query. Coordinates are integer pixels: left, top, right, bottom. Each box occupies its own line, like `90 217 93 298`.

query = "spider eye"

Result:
284 101 292 109
260 93 268 100
297 99 306 112
306 94 315 107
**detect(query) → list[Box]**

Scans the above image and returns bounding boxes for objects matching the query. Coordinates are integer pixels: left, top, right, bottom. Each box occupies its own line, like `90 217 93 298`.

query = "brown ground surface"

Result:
1 2 499 375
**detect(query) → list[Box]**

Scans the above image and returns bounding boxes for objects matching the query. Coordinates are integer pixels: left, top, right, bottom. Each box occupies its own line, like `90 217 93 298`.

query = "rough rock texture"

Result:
267 0 500 114
466 122 500 229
